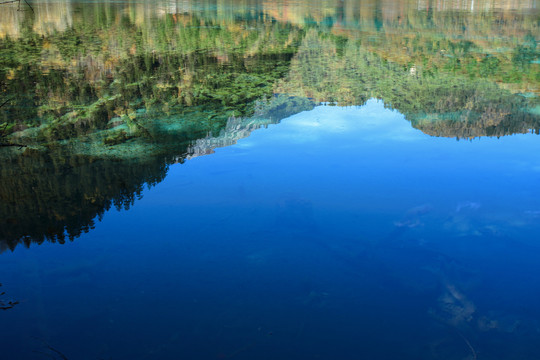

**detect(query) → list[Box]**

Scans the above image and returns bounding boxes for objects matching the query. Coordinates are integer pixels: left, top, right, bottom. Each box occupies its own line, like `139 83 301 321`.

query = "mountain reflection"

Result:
0 0 538 249
277 29 540 139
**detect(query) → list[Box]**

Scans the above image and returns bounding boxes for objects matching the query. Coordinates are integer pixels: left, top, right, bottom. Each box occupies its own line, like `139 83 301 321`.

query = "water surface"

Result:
1 1 539 359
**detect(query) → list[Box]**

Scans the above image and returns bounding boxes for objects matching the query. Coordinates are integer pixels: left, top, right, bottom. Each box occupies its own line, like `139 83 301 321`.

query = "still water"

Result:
1 0 540 359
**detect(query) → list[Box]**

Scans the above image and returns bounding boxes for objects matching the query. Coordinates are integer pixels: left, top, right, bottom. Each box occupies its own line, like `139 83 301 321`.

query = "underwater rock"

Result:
103 130 134 146
432 283 476 327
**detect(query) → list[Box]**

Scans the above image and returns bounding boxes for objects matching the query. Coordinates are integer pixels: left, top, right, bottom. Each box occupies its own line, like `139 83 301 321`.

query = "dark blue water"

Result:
2 100 540 359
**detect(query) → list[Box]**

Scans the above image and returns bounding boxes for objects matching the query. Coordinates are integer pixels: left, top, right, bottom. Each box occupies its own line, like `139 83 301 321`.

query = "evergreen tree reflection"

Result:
0 0 538 249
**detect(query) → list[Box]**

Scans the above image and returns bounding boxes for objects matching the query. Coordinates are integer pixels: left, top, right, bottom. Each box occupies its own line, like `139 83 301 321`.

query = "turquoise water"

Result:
1 1 540 359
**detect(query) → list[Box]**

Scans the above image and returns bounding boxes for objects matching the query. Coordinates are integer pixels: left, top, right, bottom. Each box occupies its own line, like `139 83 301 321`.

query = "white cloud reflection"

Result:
267 99 423 144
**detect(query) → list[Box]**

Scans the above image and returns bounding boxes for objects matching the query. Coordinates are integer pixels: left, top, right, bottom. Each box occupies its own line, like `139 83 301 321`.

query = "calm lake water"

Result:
1 0 539 359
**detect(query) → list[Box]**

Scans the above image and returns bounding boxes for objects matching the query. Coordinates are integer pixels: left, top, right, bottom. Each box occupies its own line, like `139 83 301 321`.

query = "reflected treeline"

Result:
0 3 300 142
276 30 540 138
0 94 314 251
0 0 538 249
264 0 539 95
0 0 537 142
0 147 171 252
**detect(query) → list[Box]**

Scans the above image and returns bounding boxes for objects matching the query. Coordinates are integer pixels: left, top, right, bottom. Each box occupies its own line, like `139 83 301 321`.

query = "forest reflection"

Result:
0 149 169 251
0 0 538 249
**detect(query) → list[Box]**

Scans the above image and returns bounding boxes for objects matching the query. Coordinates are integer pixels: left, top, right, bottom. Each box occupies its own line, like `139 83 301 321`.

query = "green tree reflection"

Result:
0 0 538 249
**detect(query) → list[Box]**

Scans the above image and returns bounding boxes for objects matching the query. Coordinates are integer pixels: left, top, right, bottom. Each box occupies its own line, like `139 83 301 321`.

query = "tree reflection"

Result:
0 148 173 251
0 0 538 248
277 29 539 139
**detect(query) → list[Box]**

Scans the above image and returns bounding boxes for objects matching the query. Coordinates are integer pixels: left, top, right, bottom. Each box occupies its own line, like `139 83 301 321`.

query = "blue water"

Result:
2 100 540 359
